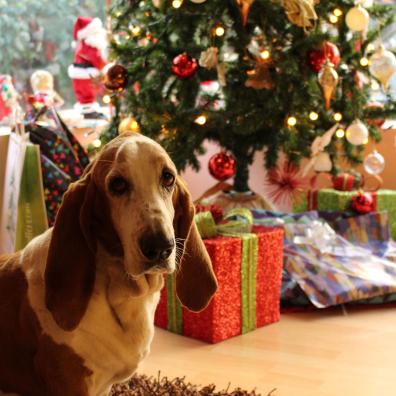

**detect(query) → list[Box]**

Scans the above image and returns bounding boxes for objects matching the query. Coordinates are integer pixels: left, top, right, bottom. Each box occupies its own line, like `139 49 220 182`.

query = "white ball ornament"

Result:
364 150 385 175
361 0 374 8
346 120 369 146
314 152 332 173
345 5 370 32
369 45 396 90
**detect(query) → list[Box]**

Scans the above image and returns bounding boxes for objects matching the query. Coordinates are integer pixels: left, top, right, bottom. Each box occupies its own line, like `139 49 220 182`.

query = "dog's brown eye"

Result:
162 171 175 188
109 177 129 195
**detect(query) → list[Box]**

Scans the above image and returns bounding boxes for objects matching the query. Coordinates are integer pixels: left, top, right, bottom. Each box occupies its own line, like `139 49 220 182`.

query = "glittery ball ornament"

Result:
307 41 340 73
364 150 385 176
345 5 370 32
369 45 396 91
104 64 128 92
346 120 369 146
351 192 375 215
208 152 236 181
171 54 198 79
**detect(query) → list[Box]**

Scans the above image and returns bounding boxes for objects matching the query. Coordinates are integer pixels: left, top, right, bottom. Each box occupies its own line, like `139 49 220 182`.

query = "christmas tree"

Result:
104 0 396 193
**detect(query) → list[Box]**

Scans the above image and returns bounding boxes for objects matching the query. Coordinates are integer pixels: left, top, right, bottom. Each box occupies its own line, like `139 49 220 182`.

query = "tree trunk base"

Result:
197 183 275 211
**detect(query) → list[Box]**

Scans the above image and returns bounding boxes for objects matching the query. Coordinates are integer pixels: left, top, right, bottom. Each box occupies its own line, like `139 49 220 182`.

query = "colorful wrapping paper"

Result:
294 189 396 239
155 226 284 343
252 209 396 308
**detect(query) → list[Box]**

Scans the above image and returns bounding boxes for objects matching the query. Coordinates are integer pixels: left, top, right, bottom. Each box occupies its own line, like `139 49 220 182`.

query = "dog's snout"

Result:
139 233 175 262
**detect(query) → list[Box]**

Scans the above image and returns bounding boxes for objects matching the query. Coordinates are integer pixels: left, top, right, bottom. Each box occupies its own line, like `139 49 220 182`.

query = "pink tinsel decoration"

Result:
264 161 308 208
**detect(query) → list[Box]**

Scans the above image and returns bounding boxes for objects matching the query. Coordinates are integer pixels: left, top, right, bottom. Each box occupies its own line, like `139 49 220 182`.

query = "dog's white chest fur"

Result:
79 269 162 395
24 232 162 396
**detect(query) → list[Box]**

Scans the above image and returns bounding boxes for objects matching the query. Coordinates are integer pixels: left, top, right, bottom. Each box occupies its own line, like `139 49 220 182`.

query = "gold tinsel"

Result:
281 0 318 30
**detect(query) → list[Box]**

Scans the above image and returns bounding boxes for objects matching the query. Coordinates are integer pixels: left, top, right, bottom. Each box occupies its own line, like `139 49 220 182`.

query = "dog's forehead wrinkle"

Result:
114 139 171 170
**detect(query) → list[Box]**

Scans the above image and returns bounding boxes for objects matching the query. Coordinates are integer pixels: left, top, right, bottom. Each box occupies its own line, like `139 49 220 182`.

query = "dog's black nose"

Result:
139 233 175 262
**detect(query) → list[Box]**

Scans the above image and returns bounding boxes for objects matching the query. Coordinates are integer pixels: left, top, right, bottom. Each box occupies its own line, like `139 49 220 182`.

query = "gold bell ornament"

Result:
318 60 339 110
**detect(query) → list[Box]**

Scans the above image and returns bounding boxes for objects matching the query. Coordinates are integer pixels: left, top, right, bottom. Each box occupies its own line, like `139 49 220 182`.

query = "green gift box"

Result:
294 189 396 240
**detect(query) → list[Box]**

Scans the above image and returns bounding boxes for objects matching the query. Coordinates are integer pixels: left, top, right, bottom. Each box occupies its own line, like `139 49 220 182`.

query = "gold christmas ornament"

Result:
118 116 140 134
281 0 318 30
318 60 339 110
369 45 396 91
199 47 219 69
245 59 274 90
217 63 227 87
236 0 255 26
345 5 370 32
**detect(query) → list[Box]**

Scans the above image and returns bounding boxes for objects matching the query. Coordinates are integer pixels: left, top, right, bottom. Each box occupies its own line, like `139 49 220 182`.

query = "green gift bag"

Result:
15 144 48 251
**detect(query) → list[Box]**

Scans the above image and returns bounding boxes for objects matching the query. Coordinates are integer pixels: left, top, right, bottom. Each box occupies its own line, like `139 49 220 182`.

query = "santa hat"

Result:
72 17 103 45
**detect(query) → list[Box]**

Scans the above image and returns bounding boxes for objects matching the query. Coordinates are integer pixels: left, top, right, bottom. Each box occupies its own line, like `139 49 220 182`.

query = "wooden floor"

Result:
139 307 396 396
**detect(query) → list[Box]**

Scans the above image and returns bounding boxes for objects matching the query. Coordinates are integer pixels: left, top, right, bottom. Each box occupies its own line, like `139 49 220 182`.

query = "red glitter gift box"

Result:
155 226 284 343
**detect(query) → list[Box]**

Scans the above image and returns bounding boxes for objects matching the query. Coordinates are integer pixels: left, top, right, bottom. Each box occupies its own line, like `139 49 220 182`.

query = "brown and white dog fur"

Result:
0 133 217 396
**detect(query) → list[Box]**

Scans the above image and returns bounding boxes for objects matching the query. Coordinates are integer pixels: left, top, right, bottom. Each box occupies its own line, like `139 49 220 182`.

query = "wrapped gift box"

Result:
155 226 284 343
294 189 396 239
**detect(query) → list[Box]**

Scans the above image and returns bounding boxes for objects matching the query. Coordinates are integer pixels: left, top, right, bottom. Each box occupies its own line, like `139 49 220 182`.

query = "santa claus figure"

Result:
68 16 108 119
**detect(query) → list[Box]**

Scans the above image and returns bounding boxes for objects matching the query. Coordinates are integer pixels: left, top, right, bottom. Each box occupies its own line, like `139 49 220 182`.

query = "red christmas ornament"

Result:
307 42 341 73
351 192 375 214
171 54 198 79
208 152 236 182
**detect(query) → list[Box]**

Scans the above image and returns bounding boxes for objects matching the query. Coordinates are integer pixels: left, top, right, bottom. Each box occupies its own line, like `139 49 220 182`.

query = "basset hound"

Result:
0 133 217 396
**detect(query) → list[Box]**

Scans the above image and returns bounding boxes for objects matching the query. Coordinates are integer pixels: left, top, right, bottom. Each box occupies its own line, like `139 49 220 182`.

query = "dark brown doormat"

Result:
110 373 277 395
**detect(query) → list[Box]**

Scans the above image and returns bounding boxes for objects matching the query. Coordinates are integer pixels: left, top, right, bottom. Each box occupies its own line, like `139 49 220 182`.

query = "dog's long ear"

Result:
173 177 217 312
45 171 97 331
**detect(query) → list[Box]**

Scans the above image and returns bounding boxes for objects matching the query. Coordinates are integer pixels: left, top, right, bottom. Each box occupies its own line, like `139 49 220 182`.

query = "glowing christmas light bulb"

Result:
172 0 183 8
260 50 270 60
333 8 343 17
309 112 319 121
215 26 225 37
334 113 343 121
195 115 207 125
360 57 369 67
287 116 297 126
93 139 102 148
